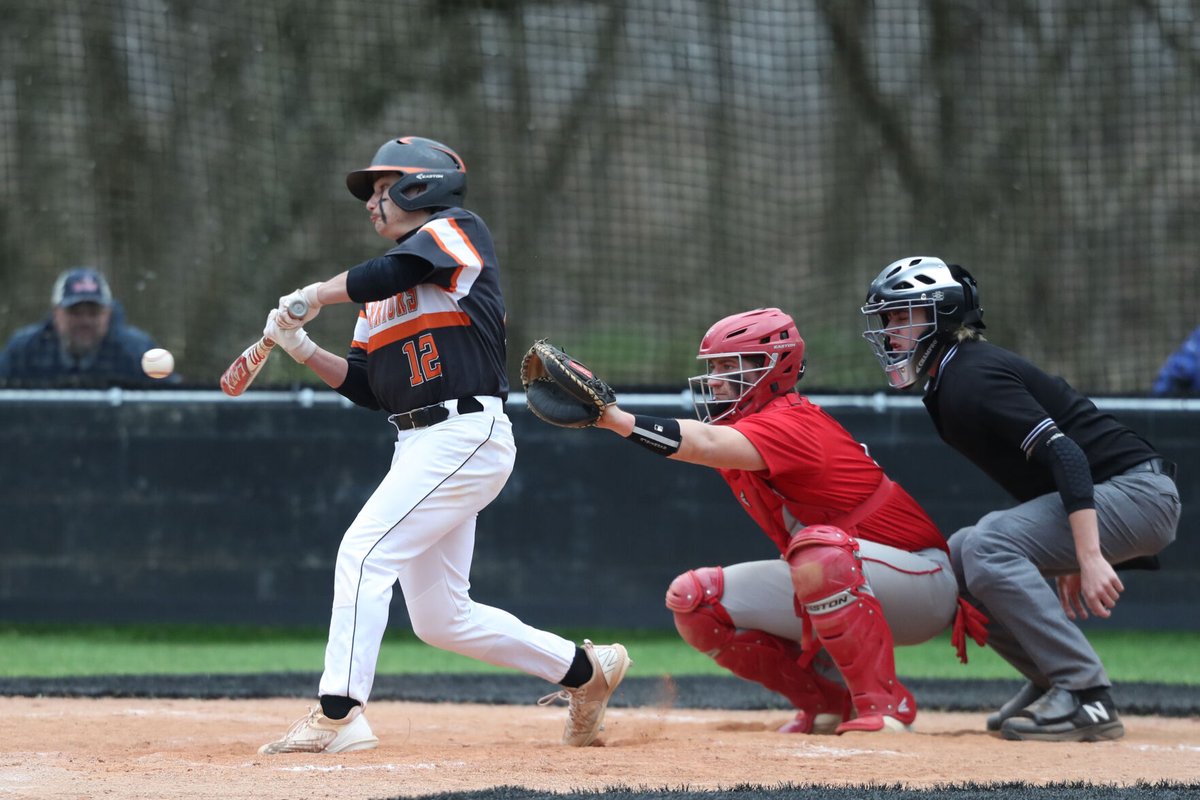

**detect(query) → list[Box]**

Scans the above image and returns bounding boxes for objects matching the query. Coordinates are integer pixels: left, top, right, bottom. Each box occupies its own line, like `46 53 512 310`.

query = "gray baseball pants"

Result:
948 468 1180 691
720 541 960 647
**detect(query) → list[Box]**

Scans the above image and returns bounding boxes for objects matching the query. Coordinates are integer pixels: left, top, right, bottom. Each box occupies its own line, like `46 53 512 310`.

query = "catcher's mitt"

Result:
520 339 616 428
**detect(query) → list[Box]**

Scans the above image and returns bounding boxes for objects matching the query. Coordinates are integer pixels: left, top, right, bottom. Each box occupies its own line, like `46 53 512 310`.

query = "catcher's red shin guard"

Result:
786 526 916 733
666 567 850 733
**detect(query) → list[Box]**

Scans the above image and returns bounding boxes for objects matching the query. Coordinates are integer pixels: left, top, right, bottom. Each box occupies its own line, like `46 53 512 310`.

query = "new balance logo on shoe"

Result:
596 647 623 673
999 687 1124 742
1081 701 1110 724
898 697 911 714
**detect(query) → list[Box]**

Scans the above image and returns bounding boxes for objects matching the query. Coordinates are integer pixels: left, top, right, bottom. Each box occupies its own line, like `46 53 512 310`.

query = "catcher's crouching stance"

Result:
523 312 987 733
666 563 851 733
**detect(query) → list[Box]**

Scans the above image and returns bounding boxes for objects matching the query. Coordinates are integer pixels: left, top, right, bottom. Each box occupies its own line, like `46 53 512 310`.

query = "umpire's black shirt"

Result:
923 339 1159 503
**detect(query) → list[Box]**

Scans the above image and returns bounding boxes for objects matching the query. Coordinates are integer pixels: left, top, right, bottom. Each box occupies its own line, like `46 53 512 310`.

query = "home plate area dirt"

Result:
2 697 1199 799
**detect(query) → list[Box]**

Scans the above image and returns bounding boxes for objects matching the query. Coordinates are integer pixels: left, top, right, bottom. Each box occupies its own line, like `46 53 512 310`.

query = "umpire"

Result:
859 256 1180 742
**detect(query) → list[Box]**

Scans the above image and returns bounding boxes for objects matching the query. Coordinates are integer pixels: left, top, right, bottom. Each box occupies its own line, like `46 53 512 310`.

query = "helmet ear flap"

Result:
387 181 425 207
769 357 806 395
947 263 986 330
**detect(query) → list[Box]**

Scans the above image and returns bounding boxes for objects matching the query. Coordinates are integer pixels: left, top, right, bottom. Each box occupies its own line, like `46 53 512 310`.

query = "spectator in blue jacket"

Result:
0 267 173 387
1151 327 1200 397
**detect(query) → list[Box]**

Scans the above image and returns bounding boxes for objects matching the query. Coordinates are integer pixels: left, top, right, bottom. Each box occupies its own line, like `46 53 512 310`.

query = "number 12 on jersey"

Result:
403 334 443 386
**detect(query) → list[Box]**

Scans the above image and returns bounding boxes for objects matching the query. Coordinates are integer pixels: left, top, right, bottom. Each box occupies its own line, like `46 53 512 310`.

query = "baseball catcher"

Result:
526 309 988 735
521 339 616 429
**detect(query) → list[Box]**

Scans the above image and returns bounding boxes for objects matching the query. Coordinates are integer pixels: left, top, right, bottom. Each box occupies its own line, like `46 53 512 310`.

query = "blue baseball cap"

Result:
51 267 113 308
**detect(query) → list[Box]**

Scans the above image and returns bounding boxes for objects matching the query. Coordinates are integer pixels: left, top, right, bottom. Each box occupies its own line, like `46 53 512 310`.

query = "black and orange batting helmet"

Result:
345 136 467 212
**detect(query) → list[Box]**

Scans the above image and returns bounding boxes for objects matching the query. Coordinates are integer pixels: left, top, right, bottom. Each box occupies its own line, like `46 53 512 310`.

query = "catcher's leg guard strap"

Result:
667 567 850 726
786 526 915 730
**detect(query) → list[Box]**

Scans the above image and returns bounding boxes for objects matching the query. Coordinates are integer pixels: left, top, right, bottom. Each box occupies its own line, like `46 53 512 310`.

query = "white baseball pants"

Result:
318 397 577 704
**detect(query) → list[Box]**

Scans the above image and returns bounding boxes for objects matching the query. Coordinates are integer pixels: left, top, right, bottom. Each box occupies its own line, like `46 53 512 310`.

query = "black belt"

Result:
389 397 485 432
1125 457 1178 482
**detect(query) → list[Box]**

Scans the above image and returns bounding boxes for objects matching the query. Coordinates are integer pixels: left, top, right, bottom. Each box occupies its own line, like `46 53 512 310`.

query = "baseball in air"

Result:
141 348 175 379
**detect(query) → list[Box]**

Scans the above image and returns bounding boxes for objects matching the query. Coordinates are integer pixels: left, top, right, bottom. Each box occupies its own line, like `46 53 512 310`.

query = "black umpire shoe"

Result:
1000 686 1125 742
986 680 1047 732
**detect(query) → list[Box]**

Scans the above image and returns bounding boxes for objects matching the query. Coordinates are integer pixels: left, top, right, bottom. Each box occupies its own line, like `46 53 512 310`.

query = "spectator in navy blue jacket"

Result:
0 267 174 387
1151 326 1200 397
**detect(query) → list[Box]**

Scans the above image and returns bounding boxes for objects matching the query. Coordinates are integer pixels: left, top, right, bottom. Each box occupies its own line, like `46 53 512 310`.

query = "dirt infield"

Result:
2 697 1198 799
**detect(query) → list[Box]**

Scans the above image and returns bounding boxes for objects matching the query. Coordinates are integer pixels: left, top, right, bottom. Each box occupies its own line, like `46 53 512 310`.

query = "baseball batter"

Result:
592 308 987 734
860 256 1181 741
257 136 629 754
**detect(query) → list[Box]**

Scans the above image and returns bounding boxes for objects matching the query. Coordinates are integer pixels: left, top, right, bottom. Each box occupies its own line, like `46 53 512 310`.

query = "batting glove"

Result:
264 310 317 364
276 282 323 329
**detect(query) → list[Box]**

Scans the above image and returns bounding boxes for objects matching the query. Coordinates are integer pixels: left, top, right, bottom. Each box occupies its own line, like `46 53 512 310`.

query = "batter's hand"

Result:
277 282 323 329
264 310 317 363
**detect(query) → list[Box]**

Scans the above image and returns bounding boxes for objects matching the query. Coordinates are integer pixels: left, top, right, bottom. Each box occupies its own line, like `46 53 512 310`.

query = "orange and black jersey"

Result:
335 208 508 414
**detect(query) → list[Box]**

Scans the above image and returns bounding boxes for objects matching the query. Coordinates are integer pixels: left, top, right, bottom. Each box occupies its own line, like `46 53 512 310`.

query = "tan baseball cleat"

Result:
538 640 632 747
258 705 379 754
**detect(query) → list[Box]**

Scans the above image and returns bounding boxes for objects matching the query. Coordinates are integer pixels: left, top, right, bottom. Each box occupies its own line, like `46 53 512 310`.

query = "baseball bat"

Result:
219 298 309 397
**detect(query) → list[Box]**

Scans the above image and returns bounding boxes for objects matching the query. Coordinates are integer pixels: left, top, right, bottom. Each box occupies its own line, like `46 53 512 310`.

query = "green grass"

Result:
1 624 1197 683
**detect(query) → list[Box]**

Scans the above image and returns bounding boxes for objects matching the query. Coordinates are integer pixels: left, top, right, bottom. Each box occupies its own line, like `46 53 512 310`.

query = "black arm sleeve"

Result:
345 253 436 302
333 355 380 410
1028 428 1095 513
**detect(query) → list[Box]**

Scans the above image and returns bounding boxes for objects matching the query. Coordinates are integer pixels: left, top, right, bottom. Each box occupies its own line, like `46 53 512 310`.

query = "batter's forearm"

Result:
313 272 351 306
303 347 350 389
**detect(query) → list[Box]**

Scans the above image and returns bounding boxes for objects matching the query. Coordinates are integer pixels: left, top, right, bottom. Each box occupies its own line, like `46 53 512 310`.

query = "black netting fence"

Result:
1 0 1197 393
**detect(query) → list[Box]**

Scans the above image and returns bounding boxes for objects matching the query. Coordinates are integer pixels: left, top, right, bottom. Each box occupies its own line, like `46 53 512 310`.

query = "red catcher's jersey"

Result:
719 394 946 555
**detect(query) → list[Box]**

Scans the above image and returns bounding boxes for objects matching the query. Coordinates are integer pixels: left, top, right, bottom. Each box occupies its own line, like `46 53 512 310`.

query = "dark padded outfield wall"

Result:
0 391 1195 630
